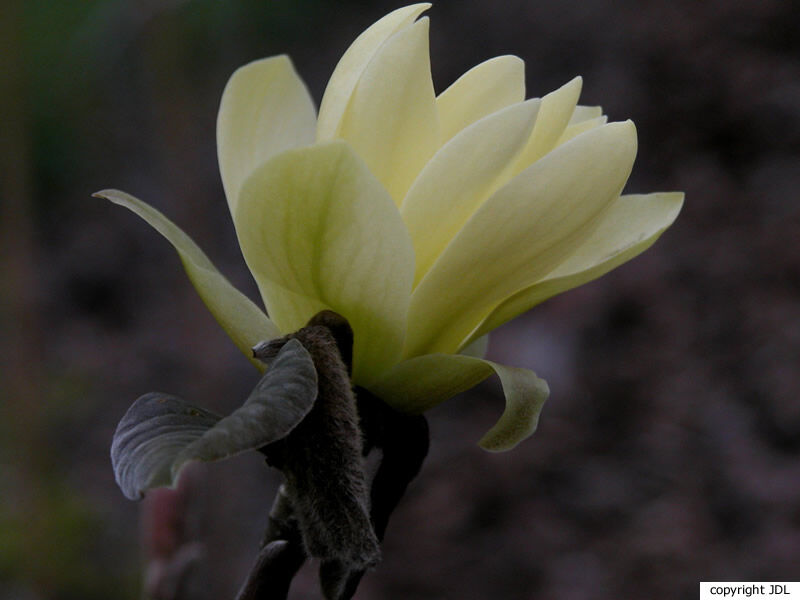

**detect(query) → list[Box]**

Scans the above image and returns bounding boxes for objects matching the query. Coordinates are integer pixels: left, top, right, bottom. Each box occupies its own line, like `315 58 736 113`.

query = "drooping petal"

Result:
405 121 638 357
466 192 685 343
436 55 526 143
477 361 549 452
337 17 440 204
94 190 280 369
369 354 548 451
234 141 415 385
511 76 583 174
316 3 431 141
217 55 317 217
402 99 540 285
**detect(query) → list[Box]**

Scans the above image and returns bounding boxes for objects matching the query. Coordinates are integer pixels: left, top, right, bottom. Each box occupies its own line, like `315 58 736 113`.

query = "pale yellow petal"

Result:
316 3 431 141
568 104 603 124
511 76 583 174
337 18 440 204
252 281 329 337
436 55 526 143
405 121 638 357
217 55 317 217
402 99 540 285
460 334 489 359
369 354 549 451
234 142 415 385
94 190 280 370
557 115 607 146
369 353 494 413
466 192 684 343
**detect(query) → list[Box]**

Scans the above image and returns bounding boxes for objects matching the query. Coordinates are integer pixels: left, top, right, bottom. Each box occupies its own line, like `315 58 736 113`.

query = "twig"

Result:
235 485 305 600
326 390 430 600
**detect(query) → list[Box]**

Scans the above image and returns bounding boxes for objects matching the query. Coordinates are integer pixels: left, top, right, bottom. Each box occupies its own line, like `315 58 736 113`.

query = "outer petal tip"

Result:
337 12 439 204
316 3 432 142
601 119 638 157
99 188 280 366
93 189 121 202
217 54 317 219
619 118 637 136
557 75 583 101
435 54 528 143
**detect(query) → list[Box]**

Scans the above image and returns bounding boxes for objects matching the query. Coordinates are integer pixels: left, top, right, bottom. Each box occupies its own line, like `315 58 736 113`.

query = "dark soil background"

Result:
2 1 799 599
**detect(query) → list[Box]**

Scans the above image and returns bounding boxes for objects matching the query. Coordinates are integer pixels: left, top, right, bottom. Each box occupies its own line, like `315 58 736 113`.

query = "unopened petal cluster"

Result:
98 4 682 451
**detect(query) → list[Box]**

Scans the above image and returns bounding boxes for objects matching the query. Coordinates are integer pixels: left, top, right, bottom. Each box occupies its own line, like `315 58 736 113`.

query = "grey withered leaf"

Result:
111 339 317 500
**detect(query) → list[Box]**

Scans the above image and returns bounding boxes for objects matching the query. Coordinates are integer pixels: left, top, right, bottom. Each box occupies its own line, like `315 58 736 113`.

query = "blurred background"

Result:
1 0 798 598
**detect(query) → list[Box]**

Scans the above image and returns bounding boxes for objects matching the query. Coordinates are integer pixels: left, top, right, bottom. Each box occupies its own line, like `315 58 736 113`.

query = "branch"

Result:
322 389 430 599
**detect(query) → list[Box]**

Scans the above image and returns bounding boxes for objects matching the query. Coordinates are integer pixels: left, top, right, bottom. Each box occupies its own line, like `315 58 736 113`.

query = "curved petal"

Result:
234 141 415 385
405 120 638 357
94 190 280 369
369 354 548 451
217 55 317 217
436 55 526 143
317 3 431 141
477 361 549 452
511 76 583 174
467 191 685 342
337 17 440 204
402 99 540 285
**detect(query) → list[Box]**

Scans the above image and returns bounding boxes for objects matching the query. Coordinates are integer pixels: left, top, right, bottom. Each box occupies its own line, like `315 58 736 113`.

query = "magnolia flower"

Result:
97 3 682 452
